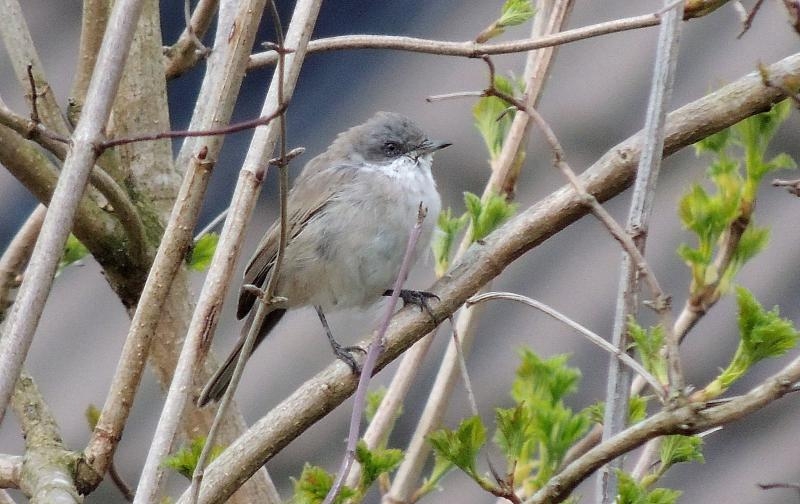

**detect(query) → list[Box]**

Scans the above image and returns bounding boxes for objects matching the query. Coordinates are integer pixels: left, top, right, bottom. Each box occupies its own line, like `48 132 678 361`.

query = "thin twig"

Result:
189 2 291 501
248 11 663 68
194 207 230 241
108 462 135 502
26 65 40 123
99 104 288 151
467 293 664 396
737 0 766 38
165 0 218 79
600 1 684 500
0 206 46 321
450 317 480 417
323 206 428 504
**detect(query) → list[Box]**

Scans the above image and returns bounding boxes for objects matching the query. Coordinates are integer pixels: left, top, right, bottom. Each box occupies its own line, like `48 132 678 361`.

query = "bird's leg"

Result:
383 289 439 315
315 306 365 374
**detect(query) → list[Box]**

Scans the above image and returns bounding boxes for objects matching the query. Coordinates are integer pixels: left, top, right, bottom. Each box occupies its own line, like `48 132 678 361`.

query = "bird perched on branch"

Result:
198 112 450 406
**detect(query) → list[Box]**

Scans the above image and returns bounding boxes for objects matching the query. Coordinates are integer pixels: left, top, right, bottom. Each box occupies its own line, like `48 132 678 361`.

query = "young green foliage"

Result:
465 191 518 243
162 436 223 480
291 465 355 504
702 286 799 399
354 440 403 491
506 351 590 492
679 100 794 297
188 232 219 271
476 0 536 43
428 415 486 481
628 319 669 386
616 471 681 504
432 192 516 276
473 75 518 160
431 208 469 277
585 395 648 426
427 351 589 500
57 234 89 274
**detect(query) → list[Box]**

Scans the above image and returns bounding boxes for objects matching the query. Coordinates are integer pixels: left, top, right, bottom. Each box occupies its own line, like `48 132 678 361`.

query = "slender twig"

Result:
248 11 663 68
450 317 480 416
129 1 296 502
0 0 147 426
99 104 288 151
172 52 800 504
600 2 684 500
324 207 428 504
194 207 230 241
189 2 290 501
0 206 46 321
155 2 322 503
183 0 209 54
26 65 41 123
737 0 766 38
108 462 134 502
523 350 800 504
467 293 664 396
165 0 218 79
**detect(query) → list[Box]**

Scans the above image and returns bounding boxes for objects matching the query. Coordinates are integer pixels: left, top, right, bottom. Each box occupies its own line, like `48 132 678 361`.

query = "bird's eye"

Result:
382 141 401 157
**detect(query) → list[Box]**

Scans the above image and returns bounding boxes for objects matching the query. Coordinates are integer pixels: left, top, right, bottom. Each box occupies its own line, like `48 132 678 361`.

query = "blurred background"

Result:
1 1 799 502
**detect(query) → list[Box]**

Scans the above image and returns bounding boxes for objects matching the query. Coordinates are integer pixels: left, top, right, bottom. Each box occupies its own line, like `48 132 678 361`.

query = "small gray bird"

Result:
198 112 449 406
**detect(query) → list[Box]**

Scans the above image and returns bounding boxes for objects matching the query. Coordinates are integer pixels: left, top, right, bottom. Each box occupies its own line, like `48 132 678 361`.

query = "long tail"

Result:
197 309 286 406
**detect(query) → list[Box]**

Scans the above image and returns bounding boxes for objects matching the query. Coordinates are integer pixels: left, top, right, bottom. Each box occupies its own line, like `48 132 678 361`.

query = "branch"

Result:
173 51 800 504
0 206 46 321
69 0 111 122
12 372 80 503
526 352 800 503
164 0 218 79
0 455 22 489
248 11 663 68
466 292 664 396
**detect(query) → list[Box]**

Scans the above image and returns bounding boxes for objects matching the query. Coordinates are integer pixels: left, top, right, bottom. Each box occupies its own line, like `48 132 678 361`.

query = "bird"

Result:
197 111 450 406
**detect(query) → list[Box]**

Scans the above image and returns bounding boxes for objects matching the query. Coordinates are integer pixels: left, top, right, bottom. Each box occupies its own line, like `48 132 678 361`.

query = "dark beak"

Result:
417 140 452 156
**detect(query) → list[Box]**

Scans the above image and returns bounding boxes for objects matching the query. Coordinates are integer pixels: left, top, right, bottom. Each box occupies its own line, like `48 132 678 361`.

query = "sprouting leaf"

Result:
355 440 403 489
292 464 355 504
428 416 486 478
473 75 517 158
189 232 219 271
58 234 89 273
475 0 536 42
162 437 223 480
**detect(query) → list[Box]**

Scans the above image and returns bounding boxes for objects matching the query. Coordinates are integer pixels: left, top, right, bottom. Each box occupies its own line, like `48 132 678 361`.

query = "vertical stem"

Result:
597 2 684 501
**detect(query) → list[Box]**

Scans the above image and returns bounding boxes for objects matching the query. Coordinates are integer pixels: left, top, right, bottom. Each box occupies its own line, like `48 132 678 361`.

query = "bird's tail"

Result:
197 309 286 406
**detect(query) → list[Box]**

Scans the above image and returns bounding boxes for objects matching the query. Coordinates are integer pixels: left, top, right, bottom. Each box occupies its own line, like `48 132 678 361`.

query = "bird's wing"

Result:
236 163 358 319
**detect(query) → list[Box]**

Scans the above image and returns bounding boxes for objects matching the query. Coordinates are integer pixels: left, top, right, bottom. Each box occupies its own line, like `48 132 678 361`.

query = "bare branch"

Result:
467 292 664 396
165 0 218 79
249 11 662 68
0 455 22 489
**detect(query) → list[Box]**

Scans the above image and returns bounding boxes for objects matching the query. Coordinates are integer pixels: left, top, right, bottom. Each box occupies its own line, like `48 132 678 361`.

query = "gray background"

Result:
1 1 799 502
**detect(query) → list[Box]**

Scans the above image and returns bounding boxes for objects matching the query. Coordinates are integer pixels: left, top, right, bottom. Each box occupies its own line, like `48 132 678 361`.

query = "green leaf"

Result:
354 440 403 490
736 286 798 363
473 75 516 158
428 415 486 478
694 127 731 155
659 435 704 472
512 350 581 406
475 0 535 42
628 320 668 385
85 404 100 430
292 464 355 504
432 208 469 277
58 234 89 274
498 0 535 27
616 471 681 504
162 437 223 480
705 287 799 398
189 232 219 271
495 404 533 461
